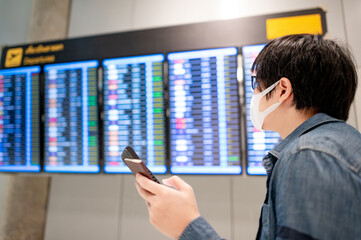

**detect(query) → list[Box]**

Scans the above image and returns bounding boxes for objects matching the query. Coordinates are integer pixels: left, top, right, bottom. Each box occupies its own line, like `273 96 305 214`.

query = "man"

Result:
135 34 361 239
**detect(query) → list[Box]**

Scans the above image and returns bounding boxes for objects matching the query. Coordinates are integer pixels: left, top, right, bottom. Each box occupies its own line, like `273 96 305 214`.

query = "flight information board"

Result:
242 45 282 175
44 60 100 173
103 54 167 174
168 48 242 174
0 66 41 172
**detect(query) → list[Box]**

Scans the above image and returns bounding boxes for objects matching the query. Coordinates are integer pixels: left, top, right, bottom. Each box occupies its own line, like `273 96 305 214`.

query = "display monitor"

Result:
102 54 167 174
168 47 242 174
0 66 41 172
44 60 100 173
242 44 282 175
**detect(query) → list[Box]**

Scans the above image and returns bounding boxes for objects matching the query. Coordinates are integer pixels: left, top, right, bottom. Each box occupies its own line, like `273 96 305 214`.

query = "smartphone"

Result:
121 146 160 184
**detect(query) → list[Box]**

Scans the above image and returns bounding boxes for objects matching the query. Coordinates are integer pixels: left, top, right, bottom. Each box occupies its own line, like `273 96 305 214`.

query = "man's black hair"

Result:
251 34 358 121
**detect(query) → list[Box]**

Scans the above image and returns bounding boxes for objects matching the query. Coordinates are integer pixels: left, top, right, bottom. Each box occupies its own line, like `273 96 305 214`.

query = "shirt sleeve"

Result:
273 149 353 240
178 216 224 240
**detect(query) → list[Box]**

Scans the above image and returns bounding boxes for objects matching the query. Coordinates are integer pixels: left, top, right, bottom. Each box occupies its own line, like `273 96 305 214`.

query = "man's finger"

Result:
135 181 154 201
135 173 162 195
162 176 190 192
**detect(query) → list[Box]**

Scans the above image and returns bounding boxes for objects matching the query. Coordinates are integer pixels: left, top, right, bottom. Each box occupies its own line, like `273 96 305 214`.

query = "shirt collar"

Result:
268 113 343 159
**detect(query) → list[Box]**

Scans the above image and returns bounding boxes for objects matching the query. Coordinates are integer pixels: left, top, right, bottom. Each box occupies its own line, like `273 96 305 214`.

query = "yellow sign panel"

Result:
5 47 23 68
266 14 323 40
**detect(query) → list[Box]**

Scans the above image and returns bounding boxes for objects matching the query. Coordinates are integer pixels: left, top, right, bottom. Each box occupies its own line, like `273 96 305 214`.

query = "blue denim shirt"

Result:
179 113 361 240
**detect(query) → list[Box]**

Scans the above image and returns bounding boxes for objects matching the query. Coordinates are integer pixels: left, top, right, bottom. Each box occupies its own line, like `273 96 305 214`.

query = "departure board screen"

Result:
242 45 282 175
168 48 242 174
0 66 41 172
44 60 100 173
103 54 167 174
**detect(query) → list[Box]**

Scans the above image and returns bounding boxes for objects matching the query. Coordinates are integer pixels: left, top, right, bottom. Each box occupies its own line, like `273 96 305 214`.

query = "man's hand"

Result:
135 174 200 239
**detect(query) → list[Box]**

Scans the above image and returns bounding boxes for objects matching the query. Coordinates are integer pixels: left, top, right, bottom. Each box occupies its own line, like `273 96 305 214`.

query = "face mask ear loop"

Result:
258 80 281 115
258 80 281 97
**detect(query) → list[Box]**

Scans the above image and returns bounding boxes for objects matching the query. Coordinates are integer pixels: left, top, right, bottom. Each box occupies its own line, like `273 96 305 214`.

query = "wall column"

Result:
0 1 71 240
0 176 51 240
28 0 72 42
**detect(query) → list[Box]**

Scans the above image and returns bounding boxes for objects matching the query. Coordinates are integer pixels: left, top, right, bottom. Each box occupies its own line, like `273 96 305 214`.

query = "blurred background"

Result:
0 0 360 239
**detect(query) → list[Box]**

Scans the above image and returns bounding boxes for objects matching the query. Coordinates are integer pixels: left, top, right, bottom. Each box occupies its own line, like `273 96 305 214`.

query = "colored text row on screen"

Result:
168 47 242 174
44 60 100 173
103 54 166 174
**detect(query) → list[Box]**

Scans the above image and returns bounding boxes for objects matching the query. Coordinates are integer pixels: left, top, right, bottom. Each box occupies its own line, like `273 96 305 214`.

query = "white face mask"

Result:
250 80 281 131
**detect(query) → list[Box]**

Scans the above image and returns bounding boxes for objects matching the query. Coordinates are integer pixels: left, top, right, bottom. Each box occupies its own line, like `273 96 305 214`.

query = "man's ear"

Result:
278 77 293 103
